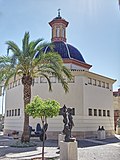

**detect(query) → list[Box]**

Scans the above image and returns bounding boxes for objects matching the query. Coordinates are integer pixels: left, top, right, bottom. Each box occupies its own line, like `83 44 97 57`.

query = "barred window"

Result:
107 110 110 117
94 109 97 116
9 110 11 116
49 76 56 83
98 80 101 87
40 77 47 83
15 109 17 116
7 110 9 117
12 110 14 116
98 109 102 116
103 110 106 116
88 78 92 84
18 109 20 116
93 79 96 86
102 82 105 88
106 83 109 89
88 108 92 116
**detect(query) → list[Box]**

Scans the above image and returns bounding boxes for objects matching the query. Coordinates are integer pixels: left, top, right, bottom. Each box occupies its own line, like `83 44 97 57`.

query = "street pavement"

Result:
0 132 120 160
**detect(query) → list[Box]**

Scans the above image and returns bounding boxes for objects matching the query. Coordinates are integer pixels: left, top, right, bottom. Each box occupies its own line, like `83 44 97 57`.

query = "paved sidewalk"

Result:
0 132 120 160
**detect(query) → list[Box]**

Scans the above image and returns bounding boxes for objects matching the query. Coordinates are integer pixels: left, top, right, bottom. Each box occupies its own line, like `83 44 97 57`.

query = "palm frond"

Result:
22 32 29 55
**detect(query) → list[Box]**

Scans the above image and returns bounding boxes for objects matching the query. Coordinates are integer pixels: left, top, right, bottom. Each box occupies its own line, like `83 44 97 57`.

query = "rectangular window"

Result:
102 81 105 88
106 83 109 89
9 110 11 116
88 108 92 116
94 109 97 116
49 76 56 83
34 78 39 83
40 77 47 83
12 110 14 116
93 79 96 86
7 110 9 117
107 110 110 117
98 80 101 87
98 109 102 116
88 78 92 85
18 109 20 116
15 109 17 116
103 110 106 116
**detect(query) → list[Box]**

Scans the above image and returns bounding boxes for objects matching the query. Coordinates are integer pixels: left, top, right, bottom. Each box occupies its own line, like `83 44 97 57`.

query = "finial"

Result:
58 8 61 17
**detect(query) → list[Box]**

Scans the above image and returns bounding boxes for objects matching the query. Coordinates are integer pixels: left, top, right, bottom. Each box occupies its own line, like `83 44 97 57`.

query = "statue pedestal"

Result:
60 141 78 160
97 130 106 139
58 134 65 148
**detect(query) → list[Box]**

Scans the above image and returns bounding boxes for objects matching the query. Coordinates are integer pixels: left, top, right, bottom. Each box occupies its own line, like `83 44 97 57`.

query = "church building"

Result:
4 11 116 139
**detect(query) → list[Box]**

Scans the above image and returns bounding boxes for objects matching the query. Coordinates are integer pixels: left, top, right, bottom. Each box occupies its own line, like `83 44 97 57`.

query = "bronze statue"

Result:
60 105 75 142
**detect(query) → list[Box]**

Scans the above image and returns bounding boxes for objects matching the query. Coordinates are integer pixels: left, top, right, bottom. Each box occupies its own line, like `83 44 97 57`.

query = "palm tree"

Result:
0 32 72 143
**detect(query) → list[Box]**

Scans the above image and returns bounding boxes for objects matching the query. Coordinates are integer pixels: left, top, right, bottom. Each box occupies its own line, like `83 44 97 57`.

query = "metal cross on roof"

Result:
58 8 61 17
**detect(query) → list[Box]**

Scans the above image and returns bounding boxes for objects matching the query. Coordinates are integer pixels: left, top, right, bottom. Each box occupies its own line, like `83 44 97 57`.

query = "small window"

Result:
106 83 109 89
12 110 14 116
94 109 97 116
49 76 56 83
18 109 20 116
56 28 60 37
93 79 96 86
34 78 39 83
62 28 65 37
98 109 102 116
7 110 9 117
15 109 17 116
9 110 11 116
88 108 92 116
98 80 101 87
102 82 105 88
40 77 47 83
107 110 110 117
103 110 106 116
88 78 92 84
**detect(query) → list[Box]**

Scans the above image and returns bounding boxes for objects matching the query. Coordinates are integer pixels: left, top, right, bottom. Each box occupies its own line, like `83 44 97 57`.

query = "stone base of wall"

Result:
3 129 115 140
47 130 115 140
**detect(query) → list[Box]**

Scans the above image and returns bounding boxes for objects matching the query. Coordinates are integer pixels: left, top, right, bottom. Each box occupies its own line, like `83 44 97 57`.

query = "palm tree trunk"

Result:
21 75 32 143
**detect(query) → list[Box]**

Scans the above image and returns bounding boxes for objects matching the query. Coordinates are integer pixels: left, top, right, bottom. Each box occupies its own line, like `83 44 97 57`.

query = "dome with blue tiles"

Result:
43 41 85 63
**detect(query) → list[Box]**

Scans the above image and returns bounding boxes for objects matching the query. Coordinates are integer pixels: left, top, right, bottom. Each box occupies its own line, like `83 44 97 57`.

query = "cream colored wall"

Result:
4 70 115 136
83 76 114 131
31 75 84 116
4 83 24 132
30 75 84 132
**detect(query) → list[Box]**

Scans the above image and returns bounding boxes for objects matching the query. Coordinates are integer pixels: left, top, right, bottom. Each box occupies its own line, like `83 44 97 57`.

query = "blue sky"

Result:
0 0 120 114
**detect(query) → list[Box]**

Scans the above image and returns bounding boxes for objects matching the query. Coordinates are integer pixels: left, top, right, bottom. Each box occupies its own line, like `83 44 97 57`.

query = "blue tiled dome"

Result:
38 41 86 63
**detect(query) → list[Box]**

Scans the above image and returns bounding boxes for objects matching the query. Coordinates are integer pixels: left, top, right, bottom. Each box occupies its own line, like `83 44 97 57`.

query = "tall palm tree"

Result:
0 32 72 143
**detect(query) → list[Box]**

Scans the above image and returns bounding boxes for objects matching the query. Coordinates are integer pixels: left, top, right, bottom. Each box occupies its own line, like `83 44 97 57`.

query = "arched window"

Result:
56 28 60 37
62 28 65 38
